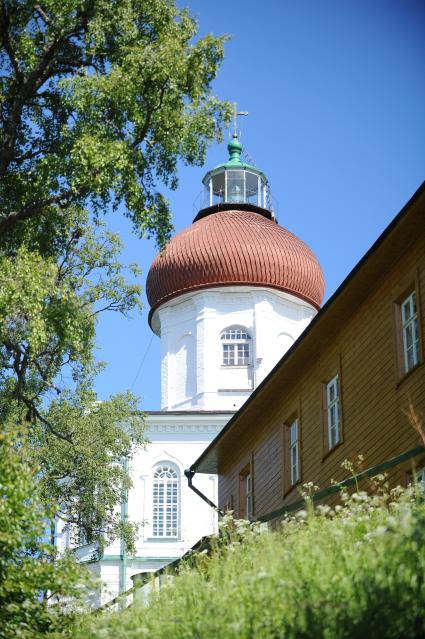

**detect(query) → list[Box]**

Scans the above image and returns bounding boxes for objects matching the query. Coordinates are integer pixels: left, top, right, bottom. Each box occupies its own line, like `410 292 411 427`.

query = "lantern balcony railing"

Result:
193 182 278 218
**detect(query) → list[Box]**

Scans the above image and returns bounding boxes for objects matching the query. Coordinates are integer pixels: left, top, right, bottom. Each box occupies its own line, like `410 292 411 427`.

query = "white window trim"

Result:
326 375 341 450
152 464 180 539
289 419 300 485
245 473 253 520
401 291 419 373
221 327 252 367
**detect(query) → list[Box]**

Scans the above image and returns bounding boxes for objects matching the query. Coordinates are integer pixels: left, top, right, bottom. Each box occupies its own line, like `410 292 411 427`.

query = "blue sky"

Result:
94 0 425 409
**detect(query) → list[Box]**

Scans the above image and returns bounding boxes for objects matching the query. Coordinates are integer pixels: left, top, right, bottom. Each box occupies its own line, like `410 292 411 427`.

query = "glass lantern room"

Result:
201 135 270 209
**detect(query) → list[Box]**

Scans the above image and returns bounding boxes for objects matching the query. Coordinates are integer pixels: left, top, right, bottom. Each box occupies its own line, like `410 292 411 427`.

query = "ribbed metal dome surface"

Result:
147 210 325 322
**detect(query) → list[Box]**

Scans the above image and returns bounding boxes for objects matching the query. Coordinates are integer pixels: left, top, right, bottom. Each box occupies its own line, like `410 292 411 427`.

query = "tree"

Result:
0 424 93 639
0 218 145 549
36 388 146 553
0 0 230 247
0 0 230 551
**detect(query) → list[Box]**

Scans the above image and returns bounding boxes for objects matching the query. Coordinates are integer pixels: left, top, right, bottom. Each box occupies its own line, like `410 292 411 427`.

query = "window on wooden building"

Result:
284 417 301 492
326 375 341 450
152 464 179 538
224 495 234 513
221 326 251 366
289 419 300 485
239 464 253 520
401 291 420 373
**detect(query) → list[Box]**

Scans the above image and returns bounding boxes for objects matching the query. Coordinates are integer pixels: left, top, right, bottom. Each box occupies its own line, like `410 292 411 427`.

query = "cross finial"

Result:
232 102 248 137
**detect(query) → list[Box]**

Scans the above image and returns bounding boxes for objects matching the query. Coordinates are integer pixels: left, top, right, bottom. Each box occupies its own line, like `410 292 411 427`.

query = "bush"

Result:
0 427 93 639
71 484 425 639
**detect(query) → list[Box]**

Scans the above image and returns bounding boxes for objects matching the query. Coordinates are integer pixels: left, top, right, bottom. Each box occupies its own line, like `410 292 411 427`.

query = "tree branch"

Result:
0 189 74 231
34 4 50 24
23 398 73 444
0 1 24 83
0 17 87 176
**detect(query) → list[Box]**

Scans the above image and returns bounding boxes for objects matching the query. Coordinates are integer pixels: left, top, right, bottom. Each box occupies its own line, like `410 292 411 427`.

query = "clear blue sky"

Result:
94 0 425 409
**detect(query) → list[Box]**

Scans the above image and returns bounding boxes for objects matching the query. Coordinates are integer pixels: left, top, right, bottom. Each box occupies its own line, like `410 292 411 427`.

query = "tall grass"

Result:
69 482 425 639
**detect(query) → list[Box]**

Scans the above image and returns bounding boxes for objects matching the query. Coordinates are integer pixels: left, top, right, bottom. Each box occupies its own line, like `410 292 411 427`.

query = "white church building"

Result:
58 131 325 603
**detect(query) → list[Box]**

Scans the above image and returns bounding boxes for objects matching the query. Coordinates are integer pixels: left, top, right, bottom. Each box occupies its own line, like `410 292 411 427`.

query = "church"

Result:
64 129 325 603
56 118 425 604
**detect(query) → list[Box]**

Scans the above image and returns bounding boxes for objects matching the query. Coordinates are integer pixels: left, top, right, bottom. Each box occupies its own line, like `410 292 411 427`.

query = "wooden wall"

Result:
218 228 425 520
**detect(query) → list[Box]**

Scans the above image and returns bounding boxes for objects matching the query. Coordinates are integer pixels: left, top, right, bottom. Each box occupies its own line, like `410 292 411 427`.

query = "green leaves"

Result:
0 0 231 245
35 388 145 555
0 0 230 618
0 212 144 552
0 248 57 353
0 425 93 639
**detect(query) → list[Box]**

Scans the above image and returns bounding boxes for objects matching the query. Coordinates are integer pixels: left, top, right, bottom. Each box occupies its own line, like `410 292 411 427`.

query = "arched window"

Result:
152 464 179 538
221 326 252 366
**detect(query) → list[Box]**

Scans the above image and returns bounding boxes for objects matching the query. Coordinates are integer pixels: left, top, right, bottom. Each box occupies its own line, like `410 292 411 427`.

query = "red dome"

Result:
147 209 324 322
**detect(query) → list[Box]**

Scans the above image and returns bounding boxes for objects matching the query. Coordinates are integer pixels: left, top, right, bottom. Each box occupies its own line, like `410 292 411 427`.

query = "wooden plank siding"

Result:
239 241 423 518
202 187 425 522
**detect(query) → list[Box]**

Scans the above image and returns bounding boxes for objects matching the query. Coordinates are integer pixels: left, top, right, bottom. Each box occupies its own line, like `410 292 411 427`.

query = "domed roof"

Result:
147 207 325 325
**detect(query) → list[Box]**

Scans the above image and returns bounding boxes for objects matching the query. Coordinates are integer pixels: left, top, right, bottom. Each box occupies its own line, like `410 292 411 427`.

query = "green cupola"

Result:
200 134 270 210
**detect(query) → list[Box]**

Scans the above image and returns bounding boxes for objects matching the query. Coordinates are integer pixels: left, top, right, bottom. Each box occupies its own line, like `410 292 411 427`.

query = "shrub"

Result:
0 427 93 639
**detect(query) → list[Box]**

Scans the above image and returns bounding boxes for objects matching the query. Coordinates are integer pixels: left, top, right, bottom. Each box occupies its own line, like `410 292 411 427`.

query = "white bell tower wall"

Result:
151 286 317 412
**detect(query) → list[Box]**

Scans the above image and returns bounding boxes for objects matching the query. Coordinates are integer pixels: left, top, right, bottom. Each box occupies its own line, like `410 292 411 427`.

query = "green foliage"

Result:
34 388 145 554
0 0 231 246
0 425 93 639
0 0 230 552
0 211 142 411
73 486 425 639
0 206 145 550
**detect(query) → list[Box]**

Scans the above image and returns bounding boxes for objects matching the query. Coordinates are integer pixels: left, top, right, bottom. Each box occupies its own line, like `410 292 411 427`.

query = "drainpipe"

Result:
119 458 129 600
184 469 224 517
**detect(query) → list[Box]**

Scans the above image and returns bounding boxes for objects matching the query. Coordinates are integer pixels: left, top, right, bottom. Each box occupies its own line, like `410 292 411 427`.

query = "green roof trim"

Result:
99 555 179 562
258 445 425 523
202 134 267 183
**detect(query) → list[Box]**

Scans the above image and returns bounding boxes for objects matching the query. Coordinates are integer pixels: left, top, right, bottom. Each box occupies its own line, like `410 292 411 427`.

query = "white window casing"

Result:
221 327 251 367
290 419 299 485
152 465 179 538
401 291 419 373
245 473 253 520
326 375 341 450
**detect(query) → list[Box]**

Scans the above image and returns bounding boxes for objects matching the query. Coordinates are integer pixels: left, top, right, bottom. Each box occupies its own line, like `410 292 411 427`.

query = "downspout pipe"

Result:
184 469 224 517
119 458 129 601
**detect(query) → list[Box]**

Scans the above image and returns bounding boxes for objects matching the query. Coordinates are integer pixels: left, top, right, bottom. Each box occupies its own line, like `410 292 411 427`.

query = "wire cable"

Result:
129 334 154 390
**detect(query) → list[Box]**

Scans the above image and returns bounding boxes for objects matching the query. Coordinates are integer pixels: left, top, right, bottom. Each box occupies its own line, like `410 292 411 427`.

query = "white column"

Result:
194 294 218 410
158 307 173 410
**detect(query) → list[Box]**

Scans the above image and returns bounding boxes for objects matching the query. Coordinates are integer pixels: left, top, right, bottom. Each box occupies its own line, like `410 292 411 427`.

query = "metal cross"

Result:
233 102 248 137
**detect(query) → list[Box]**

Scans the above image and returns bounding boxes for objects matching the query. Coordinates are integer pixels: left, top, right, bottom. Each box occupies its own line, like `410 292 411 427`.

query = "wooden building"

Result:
190 182 425 523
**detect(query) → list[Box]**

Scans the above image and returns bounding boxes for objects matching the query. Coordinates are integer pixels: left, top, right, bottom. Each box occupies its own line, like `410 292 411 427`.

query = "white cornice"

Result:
144 411 233 434
146 422 224 434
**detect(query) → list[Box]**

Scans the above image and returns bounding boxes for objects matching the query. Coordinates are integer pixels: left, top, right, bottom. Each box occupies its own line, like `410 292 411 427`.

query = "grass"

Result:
64 481 425 639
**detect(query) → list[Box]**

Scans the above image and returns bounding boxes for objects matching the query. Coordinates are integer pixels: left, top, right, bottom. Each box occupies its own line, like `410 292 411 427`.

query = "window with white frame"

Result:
289 419 300 485
401 291 419 373
245 473 253 520
326 375 341 450
221 327 251 366
152 464 179 538
239 464 253 519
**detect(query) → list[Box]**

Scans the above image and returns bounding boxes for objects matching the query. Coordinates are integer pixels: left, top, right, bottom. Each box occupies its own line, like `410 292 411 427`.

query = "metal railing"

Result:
192 188 279 218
